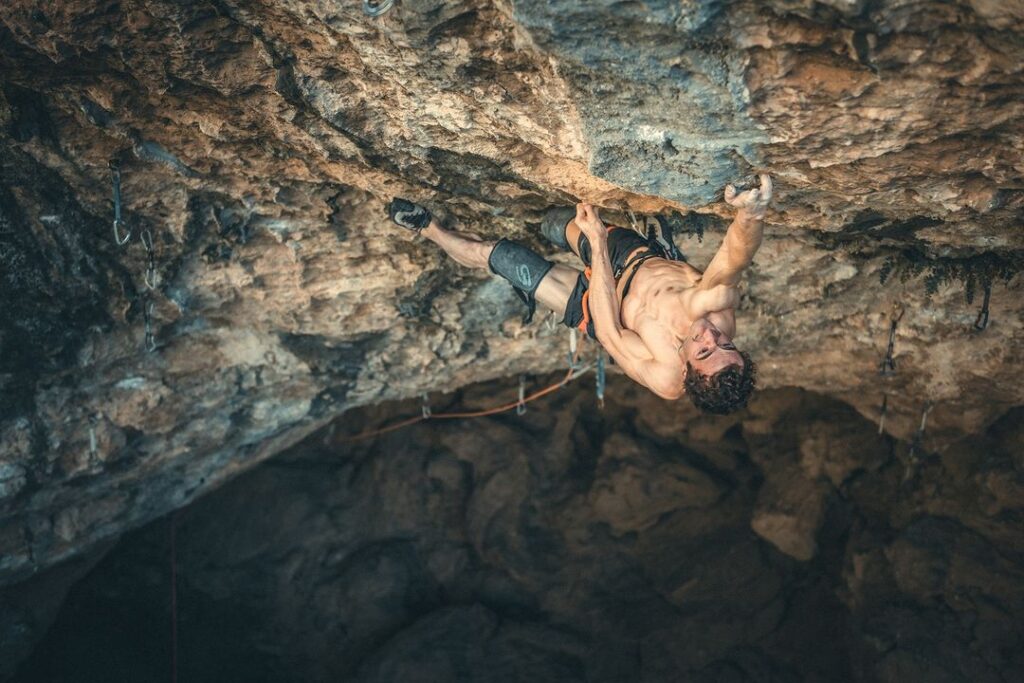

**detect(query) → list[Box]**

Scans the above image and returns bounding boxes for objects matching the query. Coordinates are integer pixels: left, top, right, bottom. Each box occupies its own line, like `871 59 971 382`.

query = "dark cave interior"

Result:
6 376 1023 683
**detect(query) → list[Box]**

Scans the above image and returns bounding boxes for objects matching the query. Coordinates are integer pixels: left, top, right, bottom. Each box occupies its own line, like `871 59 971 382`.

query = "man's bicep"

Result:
600 332 683 399
598 328 653 367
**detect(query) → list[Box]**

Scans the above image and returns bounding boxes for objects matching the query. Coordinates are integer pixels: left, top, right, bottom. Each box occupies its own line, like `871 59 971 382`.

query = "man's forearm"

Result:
587 239 626 344
728 209 764 263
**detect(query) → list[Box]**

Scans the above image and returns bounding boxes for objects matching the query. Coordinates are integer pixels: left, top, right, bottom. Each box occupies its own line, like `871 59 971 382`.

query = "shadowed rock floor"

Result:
6 377 1022 682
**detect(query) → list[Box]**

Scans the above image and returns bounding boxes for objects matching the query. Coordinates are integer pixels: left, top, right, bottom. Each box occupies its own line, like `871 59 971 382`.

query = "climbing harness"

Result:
877 394 888 435
595 349 606 409
141 229 159 290
109 160 131 245
516 375 527 416
362 0 395 17
973 282 991 331
878 304 904 376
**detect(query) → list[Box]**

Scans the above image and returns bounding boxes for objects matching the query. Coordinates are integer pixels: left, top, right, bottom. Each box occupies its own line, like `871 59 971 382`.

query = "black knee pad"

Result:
488 239 554 323
488 239 553 295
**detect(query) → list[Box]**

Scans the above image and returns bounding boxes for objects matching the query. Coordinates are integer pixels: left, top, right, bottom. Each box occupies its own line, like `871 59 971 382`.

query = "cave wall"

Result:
6 382 1024 682
1 0 1023 584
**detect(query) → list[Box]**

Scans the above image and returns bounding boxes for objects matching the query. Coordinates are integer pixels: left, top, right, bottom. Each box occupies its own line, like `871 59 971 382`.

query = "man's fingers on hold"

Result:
759 174 773 196
724 184 736 202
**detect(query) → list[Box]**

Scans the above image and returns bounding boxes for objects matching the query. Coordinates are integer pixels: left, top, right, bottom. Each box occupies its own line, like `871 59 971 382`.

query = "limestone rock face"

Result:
1 0 1023 584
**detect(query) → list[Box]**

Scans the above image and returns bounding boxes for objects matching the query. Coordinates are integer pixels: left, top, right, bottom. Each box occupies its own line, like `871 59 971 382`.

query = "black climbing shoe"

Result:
388 198 432 231
649 214 685 262
540 207 576 251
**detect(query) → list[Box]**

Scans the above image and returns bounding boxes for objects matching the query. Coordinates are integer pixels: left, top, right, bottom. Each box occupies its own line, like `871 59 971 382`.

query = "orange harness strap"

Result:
578 267 594 334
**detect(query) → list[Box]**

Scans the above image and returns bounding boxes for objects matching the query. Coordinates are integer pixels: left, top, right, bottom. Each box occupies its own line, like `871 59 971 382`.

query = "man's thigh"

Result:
534 264 581 320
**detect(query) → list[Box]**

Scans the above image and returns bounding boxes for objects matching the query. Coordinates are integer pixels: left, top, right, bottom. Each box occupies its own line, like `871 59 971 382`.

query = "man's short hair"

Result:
684 351 757 415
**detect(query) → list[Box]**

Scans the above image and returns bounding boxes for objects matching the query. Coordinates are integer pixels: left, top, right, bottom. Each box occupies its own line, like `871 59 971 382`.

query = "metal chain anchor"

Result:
108 159 164 353
141 228 160 290
142 296 157 352
109 160 131 245
879 304 905 376
973 281 992 331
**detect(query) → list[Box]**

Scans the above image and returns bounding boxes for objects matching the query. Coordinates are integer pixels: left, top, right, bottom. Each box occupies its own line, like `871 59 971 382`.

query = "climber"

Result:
387 174 771 414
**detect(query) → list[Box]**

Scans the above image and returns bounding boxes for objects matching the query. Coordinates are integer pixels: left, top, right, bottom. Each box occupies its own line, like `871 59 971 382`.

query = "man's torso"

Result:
618 252 738 355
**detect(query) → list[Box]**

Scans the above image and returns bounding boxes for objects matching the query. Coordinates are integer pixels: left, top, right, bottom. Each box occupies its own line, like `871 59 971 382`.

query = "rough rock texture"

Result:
1 0 1023 585
6 381 1024 682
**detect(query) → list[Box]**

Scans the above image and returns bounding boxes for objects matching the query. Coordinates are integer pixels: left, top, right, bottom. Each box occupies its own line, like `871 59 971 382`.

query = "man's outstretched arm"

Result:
574 203 683 399
699 174 773 290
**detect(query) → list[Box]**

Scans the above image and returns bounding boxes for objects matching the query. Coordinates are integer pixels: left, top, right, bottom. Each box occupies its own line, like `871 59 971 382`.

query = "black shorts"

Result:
562 227 678 339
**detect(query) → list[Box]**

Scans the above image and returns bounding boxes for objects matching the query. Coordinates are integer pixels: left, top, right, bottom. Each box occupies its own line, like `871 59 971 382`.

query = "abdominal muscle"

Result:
617 255 703 336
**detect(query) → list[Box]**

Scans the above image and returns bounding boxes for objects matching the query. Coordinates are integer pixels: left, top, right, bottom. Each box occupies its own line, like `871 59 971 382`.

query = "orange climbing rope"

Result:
339 355 587 443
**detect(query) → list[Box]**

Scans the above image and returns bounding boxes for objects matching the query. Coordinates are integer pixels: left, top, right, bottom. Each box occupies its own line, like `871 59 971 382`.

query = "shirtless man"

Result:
388 174 771 414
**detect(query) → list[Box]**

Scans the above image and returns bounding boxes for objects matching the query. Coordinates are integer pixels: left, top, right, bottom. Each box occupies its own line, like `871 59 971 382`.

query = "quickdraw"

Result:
110 160 131 245
973 282 991 331
596 349 606 409
567 328 581 370
362 0 395 17
88 414 99 463
878 304 904 376
421 393 432 419
626 208 642 236
516 375 527 416
110 159 164 353
907 401 933 464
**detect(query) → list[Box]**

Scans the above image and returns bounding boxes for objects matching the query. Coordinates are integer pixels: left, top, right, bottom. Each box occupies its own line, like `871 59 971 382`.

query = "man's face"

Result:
682 318 744 376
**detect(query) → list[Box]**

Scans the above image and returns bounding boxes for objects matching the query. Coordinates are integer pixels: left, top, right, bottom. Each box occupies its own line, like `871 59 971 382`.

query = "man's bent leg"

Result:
420 220 494 270
533 264 580 320
414 215 576 321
